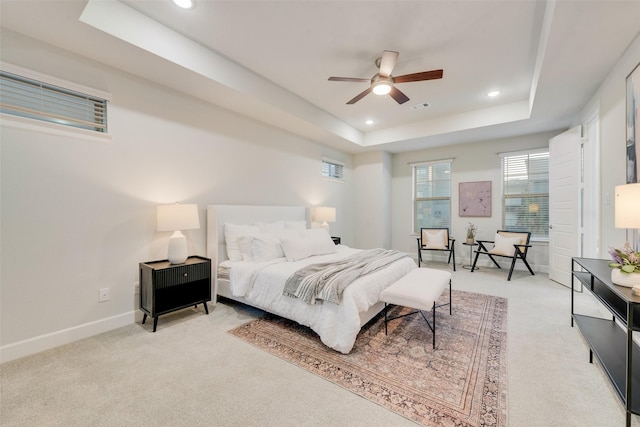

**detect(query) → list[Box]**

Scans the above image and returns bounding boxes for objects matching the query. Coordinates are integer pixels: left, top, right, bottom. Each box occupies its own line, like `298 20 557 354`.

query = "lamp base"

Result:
167 231 188 264
321 221 330 234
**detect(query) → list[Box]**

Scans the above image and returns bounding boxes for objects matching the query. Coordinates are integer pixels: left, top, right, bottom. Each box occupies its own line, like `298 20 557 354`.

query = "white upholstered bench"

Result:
380 267 452 349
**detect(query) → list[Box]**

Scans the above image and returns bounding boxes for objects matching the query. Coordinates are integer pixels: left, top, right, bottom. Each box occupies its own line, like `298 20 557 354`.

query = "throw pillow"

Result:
224 223 260 261
423 229 447 249
488 233 522 256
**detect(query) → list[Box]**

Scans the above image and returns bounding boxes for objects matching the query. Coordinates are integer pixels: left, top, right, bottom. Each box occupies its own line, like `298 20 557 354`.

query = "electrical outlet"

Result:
99 287 110 302
134 282 140 295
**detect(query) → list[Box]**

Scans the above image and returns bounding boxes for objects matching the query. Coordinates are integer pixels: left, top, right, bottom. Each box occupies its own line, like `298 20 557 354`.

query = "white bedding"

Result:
222 246 417 353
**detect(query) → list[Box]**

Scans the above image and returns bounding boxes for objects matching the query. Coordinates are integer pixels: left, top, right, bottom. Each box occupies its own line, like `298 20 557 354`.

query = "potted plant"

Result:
465 222 477 245
608 242 640 290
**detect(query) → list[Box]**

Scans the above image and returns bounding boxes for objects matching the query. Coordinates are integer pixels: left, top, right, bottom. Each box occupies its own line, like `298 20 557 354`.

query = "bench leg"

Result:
384 303 388 335
432 301 436 349
449 279 452 315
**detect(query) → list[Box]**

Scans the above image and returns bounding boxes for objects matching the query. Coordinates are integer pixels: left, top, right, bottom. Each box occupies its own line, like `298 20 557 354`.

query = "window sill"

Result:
1 114 112 144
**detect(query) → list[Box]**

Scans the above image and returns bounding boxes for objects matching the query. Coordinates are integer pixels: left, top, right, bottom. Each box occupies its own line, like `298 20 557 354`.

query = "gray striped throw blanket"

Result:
283 249 409 304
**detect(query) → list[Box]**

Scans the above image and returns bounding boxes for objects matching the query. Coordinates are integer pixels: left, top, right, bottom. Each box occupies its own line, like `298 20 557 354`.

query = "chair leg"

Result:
470 250 481 272
451 247 456 271
447 249 455 271
487 254 501 268
521 256 535 276
507 257 517 281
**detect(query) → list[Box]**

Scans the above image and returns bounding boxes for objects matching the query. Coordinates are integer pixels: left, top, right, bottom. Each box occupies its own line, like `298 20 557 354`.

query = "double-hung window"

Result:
501 150 549 239
412 160 452 233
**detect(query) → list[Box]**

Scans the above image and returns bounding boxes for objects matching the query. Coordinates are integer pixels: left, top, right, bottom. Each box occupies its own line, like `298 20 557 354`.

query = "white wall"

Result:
353 151 392 249
390 131 560 270
0 32 354 361
577 32 640 255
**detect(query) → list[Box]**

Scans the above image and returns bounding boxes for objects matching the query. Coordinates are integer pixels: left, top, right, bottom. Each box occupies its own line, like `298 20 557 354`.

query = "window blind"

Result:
322 159 344 179
502 151 549 238
0 71 107 133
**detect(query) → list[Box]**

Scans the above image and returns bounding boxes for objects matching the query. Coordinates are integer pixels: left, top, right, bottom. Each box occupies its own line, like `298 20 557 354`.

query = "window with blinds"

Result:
501 150 549 239
0 70 108 133
413 160 452 233
322 159 344 180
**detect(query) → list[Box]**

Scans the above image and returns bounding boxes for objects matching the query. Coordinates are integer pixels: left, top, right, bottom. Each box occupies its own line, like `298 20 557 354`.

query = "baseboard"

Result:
414 253 549 274
0 311 136 364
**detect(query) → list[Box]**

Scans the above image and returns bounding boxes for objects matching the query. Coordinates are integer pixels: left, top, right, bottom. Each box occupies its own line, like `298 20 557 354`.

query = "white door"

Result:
549 126 581 286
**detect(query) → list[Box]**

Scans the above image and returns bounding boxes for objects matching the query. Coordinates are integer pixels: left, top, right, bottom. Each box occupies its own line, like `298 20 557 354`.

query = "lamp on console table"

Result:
615 183 640 251
157 203 200 264
314 206 336 234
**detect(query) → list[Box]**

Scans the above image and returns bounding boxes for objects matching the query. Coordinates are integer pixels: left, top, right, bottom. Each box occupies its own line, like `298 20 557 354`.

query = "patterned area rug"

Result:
229 290 507 426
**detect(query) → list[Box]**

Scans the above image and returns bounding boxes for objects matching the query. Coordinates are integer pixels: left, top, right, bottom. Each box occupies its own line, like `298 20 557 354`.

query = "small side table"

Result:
462 242 478 270
139 256 212 332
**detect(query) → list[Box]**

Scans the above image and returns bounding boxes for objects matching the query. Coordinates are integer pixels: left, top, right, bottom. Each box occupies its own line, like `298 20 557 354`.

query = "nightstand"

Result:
139 256 211 332
331 236 341 245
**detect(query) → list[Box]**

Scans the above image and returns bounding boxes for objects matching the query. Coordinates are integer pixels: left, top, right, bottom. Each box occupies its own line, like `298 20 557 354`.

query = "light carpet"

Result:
229 290 507 426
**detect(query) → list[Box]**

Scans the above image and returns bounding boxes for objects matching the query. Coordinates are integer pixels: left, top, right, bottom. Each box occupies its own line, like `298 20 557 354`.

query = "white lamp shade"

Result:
314 206 336 223
615 184 640 228
157 203 200 232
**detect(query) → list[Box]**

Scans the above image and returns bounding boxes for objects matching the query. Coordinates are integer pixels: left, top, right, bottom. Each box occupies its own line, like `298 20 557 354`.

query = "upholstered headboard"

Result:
206 205 310 295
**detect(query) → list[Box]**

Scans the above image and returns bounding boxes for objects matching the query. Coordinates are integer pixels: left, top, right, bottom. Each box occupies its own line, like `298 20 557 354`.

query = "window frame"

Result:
411 159 453 234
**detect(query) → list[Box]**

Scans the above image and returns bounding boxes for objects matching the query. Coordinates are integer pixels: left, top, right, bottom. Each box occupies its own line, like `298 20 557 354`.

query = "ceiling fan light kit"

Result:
372 81 392 95
328 50 443 105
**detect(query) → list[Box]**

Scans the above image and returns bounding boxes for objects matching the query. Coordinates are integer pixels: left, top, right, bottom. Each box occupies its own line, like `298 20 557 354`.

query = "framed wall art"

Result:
459 181 491 217
627 62 640 183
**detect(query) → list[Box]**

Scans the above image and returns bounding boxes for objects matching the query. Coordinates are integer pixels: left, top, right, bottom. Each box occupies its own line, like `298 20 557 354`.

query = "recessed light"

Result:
173 0 194 9
365 119 374 125
487 91 500 97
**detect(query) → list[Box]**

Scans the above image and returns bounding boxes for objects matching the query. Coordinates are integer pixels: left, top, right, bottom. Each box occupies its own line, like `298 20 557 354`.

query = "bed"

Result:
206 205 417 353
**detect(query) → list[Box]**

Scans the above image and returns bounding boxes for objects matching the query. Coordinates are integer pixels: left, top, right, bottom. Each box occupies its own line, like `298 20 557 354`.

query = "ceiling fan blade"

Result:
388 86 410 104
328 77 370 82
394 69 443 83
378 50 399 77
346 87 373 104
393 70 443 83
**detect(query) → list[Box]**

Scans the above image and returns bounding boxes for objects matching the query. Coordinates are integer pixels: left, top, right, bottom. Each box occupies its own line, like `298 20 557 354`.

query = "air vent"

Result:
410 102 430 110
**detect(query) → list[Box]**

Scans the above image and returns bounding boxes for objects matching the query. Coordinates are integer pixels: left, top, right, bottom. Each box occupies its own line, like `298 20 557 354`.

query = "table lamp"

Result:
615 183 640 251
157 203 200 264
314 206 336 234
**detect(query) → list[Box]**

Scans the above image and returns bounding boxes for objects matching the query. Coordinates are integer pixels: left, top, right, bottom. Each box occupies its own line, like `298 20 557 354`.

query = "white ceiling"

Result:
1 0 639 153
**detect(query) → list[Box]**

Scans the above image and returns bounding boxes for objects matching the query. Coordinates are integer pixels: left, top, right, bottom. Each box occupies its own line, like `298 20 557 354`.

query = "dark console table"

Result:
571 257 640 426
139 256 211 332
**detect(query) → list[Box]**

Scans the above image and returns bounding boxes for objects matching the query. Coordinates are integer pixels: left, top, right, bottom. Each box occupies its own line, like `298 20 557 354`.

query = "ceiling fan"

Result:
328 50 443 105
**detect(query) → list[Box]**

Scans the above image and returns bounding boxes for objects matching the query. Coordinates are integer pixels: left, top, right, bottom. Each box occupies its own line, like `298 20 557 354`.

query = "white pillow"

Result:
280 229 336 261
237 233 286 262
224 223 260 261
489 234 522 256
284 220 307 230
423 229 447 249
255 221 285 233
251 234 285 262
237 235 256 262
